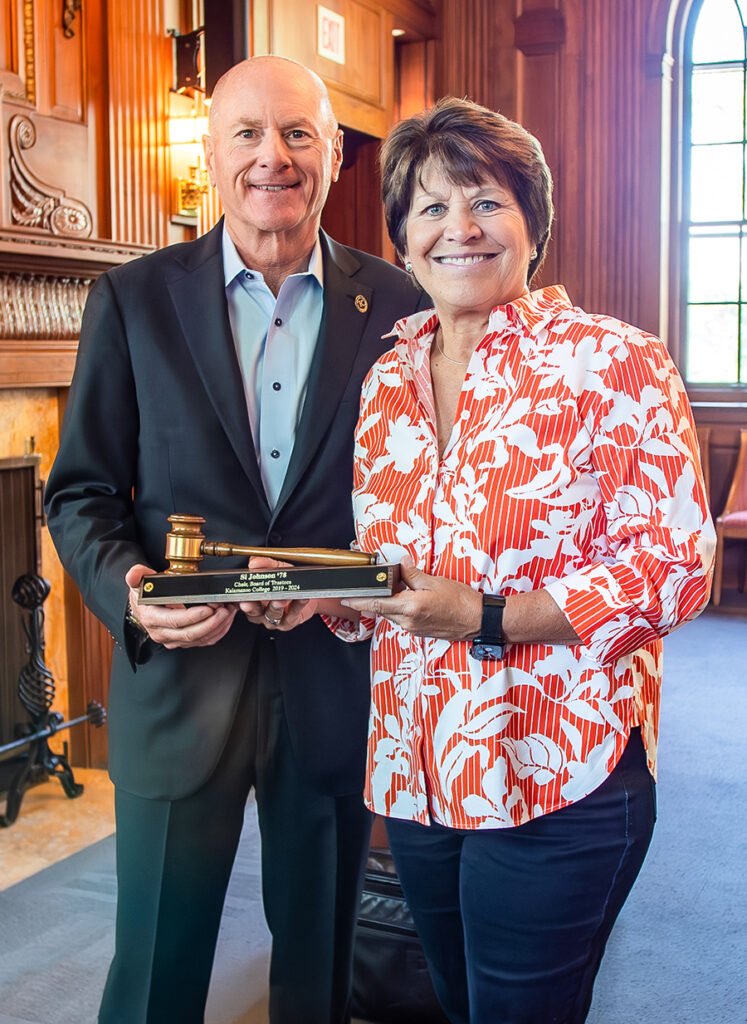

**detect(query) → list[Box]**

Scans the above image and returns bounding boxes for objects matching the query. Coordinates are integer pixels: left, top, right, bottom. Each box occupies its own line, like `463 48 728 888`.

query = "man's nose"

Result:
256 130 291 168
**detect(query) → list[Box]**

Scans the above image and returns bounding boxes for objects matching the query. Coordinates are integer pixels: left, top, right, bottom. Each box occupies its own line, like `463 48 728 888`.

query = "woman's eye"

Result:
475 200 500 212
425 203 445 215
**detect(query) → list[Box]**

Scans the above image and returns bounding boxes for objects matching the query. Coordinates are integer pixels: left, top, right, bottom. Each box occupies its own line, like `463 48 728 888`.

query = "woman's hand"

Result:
342 555 482 641
238 556 318 632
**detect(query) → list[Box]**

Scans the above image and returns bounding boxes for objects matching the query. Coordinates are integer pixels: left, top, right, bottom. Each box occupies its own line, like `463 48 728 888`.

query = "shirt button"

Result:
270 449 280 459
272 381 281 391
245 271 253 280
274 317 282 327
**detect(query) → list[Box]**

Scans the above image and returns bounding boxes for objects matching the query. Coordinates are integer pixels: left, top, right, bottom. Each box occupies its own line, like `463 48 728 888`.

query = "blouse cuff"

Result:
545 568 664 666
320 611 375 643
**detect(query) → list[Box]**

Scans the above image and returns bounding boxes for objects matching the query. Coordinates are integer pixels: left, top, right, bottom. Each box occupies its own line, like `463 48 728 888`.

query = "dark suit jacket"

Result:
45 221 427 801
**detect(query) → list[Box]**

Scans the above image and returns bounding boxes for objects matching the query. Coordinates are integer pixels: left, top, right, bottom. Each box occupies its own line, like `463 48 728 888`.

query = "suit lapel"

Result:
166 222 268 512
272 233 371 519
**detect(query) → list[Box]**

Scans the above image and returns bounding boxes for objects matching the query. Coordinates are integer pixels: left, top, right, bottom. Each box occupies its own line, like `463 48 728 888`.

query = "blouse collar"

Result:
385 284 575 351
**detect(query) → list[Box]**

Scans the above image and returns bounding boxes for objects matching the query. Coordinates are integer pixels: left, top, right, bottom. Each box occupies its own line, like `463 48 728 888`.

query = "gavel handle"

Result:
202 542 376 567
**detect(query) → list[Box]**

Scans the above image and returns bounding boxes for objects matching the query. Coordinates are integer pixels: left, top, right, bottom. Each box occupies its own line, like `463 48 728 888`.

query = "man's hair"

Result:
380 96 553 285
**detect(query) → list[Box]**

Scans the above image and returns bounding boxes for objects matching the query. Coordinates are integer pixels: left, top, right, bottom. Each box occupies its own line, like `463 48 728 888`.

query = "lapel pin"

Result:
355 294 368 314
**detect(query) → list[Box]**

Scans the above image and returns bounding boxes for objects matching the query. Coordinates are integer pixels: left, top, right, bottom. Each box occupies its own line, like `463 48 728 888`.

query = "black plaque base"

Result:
139 563 400 604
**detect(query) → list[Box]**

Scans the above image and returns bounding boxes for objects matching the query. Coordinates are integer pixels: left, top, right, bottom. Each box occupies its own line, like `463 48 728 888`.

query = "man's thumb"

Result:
125 563 156 589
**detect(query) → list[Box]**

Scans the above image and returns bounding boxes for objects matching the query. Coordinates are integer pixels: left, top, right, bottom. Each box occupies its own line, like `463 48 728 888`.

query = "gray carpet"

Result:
0 607 745 1023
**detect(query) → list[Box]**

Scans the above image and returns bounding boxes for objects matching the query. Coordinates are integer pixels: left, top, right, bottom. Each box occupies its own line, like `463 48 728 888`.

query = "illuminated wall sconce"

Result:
168 109 210 220
168 27 209 225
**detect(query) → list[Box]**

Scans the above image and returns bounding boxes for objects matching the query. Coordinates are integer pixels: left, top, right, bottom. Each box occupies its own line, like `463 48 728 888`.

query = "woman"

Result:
246 98 714 1024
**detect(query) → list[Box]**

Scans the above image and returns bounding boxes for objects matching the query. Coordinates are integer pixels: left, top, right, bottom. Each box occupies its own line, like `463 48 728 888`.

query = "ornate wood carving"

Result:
0 274 92 339
0 231 151 387
62 0 82 39
9 115 93 238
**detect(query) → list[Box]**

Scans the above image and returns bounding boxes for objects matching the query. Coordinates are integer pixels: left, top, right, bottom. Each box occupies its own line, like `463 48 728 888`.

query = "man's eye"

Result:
239 129 256 139
287 130 309 140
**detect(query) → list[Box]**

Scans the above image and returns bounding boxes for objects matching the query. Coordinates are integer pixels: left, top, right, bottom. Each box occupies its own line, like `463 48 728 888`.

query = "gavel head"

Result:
164 514 206 575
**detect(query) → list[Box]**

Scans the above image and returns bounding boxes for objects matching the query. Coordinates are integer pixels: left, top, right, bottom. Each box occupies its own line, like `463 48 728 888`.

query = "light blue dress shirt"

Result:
222 227 324 508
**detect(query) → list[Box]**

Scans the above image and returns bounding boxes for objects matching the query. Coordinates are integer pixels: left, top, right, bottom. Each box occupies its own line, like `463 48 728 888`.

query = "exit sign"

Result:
318 5 345 65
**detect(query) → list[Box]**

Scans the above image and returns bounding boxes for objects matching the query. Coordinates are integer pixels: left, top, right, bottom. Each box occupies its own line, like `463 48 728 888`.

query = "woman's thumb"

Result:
399 553 422 587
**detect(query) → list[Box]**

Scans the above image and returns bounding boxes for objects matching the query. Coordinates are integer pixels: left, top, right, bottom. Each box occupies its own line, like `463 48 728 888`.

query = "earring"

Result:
405 261 413 273
530 248 538 261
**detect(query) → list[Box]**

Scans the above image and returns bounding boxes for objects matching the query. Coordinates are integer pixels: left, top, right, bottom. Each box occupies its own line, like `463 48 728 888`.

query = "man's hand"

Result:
126 564 237 649
238 557 318 632
342 555 482 640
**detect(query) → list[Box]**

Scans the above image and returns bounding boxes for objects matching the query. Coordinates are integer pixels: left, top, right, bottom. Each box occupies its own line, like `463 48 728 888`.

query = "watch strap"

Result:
480 594 506 642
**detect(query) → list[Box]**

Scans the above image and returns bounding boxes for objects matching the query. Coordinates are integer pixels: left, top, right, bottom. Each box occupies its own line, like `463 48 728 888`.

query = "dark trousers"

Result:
99 640 372 1024
385 728 656 1024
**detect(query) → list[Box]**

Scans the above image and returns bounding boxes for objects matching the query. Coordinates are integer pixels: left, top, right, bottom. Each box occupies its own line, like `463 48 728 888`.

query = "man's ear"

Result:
203 134 216 187
331 129 344 183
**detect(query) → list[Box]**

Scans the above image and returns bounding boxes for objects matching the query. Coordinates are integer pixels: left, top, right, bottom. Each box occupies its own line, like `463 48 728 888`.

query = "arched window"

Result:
682 0 747 387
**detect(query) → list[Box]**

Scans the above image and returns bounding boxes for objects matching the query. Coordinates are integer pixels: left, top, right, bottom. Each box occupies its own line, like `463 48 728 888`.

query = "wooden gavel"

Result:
163 514 376 575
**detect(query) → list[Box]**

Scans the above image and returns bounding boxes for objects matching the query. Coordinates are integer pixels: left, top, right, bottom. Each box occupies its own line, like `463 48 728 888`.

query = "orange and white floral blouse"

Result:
328 285 714 829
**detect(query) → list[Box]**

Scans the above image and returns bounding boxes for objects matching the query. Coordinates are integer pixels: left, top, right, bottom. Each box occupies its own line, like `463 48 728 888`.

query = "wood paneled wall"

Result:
440 0 665 336
438 0 746 548
106 0 172 248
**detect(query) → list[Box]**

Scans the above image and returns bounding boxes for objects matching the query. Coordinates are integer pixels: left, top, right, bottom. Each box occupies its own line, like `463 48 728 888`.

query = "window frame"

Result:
676 0 747 401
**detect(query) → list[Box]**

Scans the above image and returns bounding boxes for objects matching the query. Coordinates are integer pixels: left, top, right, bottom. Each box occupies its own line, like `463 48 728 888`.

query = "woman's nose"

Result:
444 208 482 242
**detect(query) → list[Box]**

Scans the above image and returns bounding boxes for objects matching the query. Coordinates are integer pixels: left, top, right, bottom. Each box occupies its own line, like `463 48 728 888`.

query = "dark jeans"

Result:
385 728 656 1024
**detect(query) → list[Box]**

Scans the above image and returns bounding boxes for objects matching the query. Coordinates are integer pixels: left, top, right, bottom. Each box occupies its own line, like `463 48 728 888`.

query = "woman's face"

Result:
404 162 533 321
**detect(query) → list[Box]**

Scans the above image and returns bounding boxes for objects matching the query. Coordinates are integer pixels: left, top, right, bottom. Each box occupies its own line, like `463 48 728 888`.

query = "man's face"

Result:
204 61 343 249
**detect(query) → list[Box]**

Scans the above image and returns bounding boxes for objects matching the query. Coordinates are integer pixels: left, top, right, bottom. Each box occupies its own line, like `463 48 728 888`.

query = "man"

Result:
44 56 426 1024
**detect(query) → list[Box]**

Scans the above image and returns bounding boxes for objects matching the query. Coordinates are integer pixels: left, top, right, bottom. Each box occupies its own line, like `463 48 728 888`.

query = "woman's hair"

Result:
380 97 554 286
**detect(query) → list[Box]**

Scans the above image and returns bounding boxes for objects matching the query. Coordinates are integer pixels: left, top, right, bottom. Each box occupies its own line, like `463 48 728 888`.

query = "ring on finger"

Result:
264 612 281 627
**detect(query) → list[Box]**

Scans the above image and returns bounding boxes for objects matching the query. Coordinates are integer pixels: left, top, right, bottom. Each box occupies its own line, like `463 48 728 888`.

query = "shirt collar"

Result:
222 224 324 289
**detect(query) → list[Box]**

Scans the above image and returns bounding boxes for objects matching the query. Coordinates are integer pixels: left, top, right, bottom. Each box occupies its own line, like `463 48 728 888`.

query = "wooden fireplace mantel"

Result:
0 229 154 389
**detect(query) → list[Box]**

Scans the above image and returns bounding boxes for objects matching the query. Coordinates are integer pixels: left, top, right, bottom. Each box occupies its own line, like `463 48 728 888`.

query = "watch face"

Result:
470 640 505 661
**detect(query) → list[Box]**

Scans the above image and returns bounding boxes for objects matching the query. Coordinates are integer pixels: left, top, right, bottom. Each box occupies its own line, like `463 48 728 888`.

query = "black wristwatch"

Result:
469 594 507 661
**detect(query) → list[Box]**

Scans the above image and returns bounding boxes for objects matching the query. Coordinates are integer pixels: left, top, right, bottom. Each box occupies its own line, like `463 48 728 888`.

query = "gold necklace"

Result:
435 329 470 365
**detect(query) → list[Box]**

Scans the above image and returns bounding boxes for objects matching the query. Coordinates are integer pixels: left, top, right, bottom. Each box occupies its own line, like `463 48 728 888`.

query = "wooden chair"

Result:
712 428 747 606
